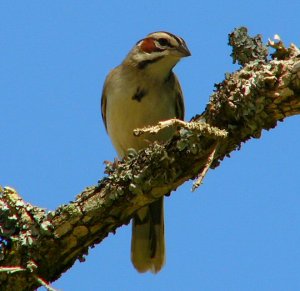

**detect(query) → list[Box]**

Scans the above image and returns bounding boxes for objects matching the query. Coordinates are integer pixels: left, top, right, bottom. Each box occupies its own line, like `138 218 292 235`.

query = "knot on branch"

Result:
229 27 268 66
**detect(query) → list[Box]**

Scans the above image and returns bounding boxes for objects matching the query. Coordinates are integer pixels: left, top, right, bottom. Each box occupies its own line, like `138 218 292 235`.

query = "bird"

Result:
101 31 191 273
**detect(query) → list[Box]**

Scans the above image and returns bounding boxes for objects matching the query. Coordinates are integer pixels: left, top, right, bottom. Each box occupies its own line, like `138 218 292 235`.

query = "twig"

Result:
0 265 59 291
192 142 219 191
0 266 26 274
34 275 59 291
133 119 185 136
133 118 228 139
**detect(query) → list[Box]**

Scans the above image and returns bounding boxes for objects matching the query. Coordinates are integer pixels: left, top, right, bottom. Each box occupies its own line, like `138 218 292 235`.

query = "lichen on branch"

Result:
1 28 300 290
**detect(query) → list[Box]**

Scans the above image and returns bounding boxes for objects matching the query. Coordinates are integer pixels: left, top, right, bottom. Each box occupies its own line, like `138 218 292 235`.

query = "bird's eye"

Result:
157 38 169 46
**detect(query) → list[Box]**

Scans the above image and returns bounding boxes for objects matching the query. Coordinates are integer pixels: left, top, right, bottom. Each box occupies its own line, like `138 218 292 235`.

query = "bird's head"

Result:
126 31 191 78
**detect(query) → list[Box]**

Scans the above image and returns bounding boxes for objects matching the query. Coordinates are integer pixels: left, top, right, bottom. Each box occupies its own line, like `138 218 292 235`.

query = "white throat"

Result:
128 48 181 81
143 56 180 80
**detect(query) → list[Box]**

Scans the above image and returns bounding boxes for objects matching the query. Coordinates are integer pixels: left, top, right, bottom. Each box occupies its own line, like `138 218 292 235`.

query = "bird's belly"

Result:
107 91 176 157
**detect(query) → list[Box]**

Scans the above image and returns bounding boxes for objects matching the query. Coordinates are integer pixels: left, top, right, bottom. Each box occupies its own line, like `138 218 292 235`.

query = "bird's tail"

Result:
131 197 165 273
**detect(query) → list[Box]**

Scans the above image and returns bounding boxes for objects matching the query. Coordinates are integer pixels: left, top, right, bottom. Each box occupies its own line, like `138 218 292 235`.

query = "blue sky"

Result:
1 1 300 290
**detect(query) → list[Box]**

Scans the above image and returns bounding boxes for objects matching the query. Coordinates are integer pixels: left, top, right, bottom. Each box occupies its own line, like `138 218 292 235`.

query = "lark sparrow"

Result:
101 31 191 273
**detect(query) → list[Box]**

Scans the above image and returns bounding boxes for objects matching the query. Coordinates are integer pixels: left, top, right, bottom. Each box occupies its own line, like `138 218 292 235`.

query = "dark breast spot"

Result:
132 87 147 102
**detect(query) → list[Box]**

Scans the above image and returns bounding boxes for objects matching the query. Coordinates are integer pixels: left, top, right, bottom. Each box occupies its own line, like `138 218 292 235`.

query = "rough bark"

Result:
1 28 300 290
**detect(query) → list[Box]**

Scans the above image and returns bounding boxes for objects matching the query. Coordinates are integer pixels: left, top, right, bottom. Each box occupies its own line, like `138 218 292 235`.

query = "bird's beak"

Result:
177 43 191 57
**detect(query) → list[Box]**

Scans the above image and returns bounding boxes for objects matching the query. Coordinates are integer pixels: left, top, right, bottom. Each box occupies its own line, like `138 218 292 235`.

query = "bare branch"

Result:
192 142 219 191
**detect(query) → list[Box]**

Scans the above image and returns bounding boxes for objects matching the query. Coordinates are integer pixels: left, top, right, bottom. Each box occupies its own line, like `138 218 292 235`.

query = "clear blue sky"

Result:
1 1 300 290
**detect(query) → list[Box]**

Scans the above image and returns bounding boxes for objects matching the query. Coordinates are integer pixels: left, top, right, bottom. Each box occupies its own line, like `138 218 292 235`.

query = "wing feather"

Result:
171 73 185 120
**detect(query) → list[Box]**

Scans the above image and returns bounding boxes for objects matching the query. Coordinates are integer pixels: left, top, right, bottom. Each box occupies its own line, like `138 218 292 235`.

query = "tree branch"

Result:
1 28 300 289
